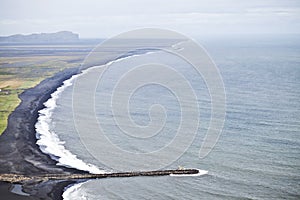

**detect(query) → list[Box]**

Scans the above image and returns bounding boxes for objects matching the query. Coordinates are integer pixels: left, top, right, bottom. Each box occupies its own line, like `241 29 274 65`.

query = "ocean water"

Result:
35 36 300 199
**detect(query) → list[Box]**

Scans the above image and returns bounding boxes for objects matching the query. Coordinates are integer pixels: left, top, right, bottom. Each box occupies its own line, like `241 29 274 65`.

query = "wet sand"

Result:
0 182 31 200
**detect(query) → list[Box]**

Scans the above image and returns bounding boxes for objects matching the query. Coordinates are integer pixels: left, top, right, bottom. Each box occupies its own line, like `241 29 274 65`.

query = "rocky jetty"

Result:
0 169 200 183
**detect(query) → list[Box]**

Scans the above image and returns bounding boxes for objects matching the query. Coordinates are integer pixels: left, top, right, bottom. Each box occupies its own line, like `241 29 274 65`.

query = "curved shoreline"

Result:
0 47 178 199
35 68 105 174
0 50 157 199
0 67 88 199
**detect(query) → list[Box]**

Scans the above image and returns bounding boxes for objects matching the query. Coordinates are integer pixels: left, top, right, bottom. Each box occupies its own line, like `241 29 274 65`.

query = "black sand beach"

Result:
0 67 87 199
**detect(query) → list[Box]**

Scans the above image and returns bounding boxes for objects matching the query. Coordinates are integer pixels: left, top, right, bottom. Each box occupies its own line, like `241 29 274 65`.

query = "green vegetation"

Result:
0 72 49 134
0 92 20 133
0 55 84 135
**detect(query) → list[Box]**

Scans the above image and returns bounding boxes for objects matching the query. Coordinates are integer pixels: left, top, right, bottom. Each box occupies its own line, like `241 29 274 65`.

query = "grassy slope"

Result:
0 58 82 135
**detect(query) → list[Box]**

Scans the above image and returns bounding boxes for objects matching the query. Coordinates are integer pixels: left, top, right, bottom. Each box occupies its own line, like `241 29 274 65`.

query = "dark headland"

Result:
0 65 201 199
0 31 79 44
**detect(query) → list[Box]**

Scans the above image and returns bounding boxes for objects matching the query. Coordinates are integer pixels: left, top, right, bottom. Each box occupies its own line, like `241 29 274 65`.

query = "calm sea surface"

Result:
36 36 300 199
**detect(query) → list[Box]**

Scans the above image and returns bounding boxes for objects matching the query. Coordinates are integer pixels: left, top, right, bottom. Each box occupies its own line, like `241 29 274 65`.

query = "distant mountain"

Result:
0 31 79 43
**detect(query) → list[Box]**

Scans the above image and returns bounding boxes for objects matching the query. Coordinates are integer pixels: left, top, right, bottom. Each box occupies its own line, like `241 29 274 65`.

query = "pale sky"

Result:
0 0 299 38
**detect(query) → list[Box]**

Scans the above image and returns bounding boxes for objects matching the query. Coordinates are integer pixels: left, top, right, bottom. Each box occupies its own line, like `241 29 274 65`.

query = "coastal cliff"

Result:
0 31 79 43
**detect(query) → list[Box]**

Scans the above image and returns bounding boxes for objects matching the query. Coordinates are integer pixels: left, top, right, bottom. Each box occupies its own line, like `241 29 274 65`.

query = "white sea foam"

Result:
35 73 105 174
63 181 88 200
170 169 208 177
35 51 155 174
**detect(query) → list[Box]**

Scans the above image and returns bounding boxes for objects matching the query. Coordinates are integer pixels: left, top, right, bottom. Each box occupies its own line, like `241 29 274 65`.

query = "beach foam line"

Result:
35 73 105 174
35 50 158 174
63 181 87 200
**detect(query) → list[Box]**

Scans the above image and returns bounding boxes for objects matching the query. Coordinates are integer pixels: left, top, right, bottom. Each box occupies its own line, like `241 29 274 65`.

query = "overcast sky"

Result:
0 0 299 38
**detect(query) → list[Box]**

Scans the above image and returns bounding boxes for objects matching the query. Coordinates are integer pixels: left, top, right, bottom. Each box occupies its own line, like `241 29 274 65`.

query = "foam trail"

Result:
170 169 208 177
63 181 88 200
